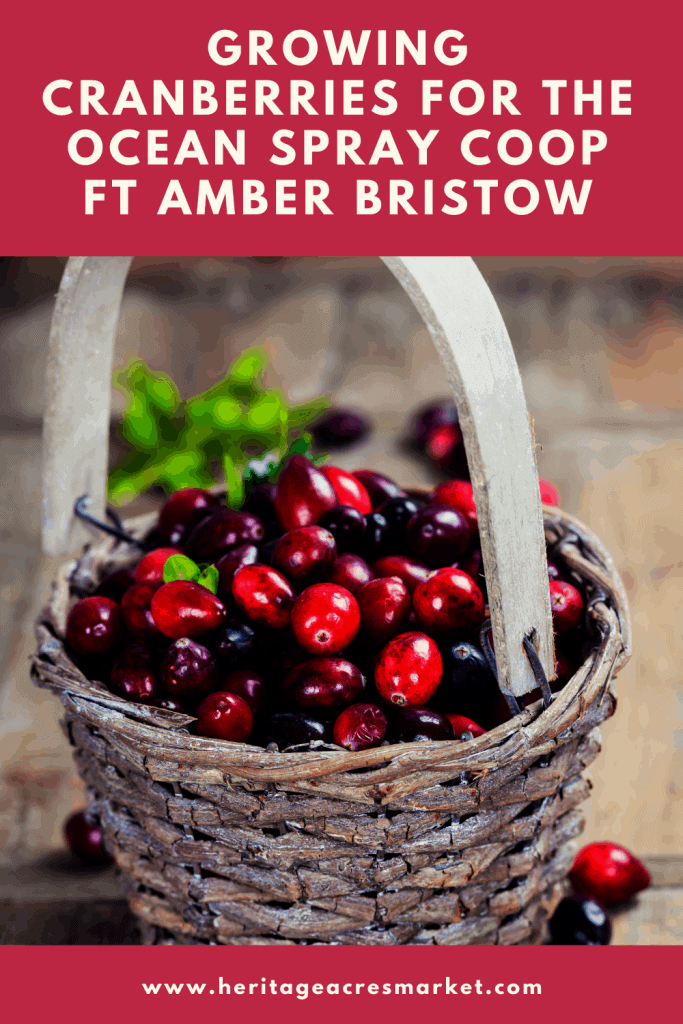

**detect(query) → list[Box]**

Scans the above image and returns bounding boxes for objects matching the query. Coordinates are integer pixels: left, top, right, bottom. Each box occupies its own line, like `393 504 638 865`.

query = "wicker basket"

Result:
33 256 631 944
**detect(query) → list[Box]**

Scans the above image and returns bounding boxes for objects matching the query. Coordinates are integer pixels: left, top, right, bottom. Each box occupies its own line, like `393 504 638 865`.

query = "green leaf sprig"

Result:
163 554 219 595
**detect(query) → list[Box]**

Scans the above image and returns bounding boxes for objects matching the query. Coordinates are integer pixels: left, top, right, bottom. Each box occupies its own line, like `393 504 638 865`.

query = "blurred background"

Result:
1 255 682 943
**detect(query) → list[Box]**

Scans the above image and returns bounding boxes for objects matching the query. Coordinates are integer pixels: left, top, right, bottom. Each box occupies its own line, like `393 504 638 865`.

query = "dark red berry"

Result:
185 509 265 563
110 643 162 703
405 505 470 567
134 547 183 584
121 581 168 645
376 497 420 549
272 526 336 586
311 409 370 448
550 579 584 633
352 469 406 509
430 480 478 538
242 482 278 521
152 696 188 713
151 580 227 639
372 554 432 595
195 691 253 742
291 583 360 655
411 399 458 450
264 711 331 749
328 553 374 593
161 637 218 698
283 657 365 711
433 641 499 727
274 454 337 530
64 810 111 865
333 703 387 751
157 488 219 545
413 567 484 634
318 505 367 553
212 617 266 669
215 543 259 600
362 511 391 561
220 669 268 716
549 895 611 945
356 576 411 648
539 478 560 505
569 843 651 907
232 564 295 629
94 567 136 603
375 632 443 706
425 423 469 478
321 465 372 514
458 548 487 597
446 713 487 739
66 596 123 657
389 705 454 743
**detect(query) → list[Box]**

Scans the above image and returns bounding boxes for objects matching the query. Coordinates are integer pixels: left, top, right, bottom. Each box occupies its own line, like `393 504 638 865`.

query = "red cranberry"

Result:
220 669 269 716
134 547 183 584
64 810 111 865
318 505 367 553
291 583 360 655
430 480 478 538
372 554 432 595
152 696 188 713
328 552 374 593
539 478 560 505
321 465 372 514
185 509 265 562
161 637 218 698
375 632 443 706
549 895 611 945
216 543 259 600
157 488 219 545
274 454 337 530
66 596 123 657
110 643 162 703
195 691 253 742
232 564 295 629
94 567 136 603
446 713 487 739
283 656 365 710
264 711 331 748
425 422 469 478
550 580 584 633
390 705 454 743
413 567 484 634
151 580 227 639
356 576 411 647
310 409 370 448
352 469 406 509
272 526 336 586
405 505 470 567
333 703 387 751
411 399 458 450
569 843 651 907
121 581 168 645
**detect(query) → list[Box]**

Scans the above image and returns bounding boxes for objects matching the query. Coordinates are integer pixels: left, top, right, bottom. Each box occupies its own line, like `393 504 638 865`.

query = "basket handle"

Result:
42 255 554 697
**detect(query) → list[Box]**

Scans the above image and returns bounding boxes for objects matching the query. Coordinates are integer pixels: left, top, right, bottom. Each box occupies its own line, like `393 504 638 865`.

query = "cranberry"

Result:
215 543 260 600
550 579 584 633
372 554 432 595
157 488 219 545
242 481 278 521
356 576 411 648
152 696 188 713
185 509 265 562
549 895 611 945
375 632 443 706
134 547 183 584
362 511 391 561
411 399 458 450
94 567 136 603
232 564 295 629
352 469 406 509
121 581 168 645
446 713 487 739
64 810 111 865
430 480 478 538
264 711 332 748
377 497 420 549
569 843 651 907
458 548 487 597
274 454 337 530
328 552 374 592
66 596 123 657
283 657 365 710
413 567 484 634
160 637 218 698
272 526 336 586
390 705 454 743
333 703 387 751
151 580 227 639
321 465 372 514
291 583 360 655
405 505 470 567
432 641 499 726
195 691 253 742
311 409 370 448
547 561 562 581
220 669 269 716
318 505 366 553
212 617 266 669
110 643 162 703
539 478 560 505
425 423 469 478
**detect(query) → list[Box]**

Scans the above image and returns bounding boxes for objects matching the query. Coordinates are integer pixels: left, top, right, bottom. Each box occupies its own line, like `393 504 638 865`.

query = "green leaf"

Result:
246 392 282 431
287 396 330 429
243 452 280 488
163 554 201 584
186 395 241 429
197 565 219 595
223 453 245 509
230 346 267 386
121 393 159 451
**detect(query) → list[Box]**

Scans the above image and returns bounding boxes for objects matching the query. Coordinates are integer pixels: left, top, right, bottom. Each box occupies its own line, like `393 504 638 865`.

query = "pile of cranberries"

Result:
64 455 586 751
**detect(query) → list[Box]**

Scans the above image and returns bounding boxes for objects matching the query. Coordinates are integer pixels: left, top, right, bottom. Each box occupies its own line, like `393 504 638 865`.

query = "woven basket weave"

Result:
32 503 630 946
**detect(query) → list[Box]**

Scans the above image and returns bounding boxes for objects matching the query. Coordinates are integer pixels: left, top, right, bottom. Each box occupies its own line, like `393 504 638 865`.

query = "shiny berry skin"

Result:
539 478 560 505
328 552 374 593
321 465 372 514
550 579 584 633
212 617 265 669
432 641 499 726
363 511 391 561
66 596 123 657
220 669 269 716
390 705 454 743
151 580 228 639
372 554 432 595
291 583 360 655
413 567 485 634
64 810 111 865
318 505 367 554
425 423 469 478
161 637 218 698
569 843 651 907
377 497 420 549
352 469 406 509
283 657 365 711
412 399 458 450
356 576 411 648
152 696 188 713
274 454 338 530
232 564 295 629
430 480 477 538
375 632 443 707
215 544 260 600
446 713 487 739
157 488 219 545
195 691 253 742
264 711 331 749
185 509 265 563
121 582 168 645
333 703 387 751
134 547 183 584
311 409 370 449
272 526 336 587
405 505 470 568
549 895 611 945
94 566 136 603
110 643 162 703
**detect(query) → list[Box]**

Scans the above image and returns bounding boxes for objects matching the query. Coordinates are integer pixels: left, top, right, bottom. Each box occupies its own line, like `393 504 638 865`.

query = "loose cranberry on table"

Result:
232 564 295 629
413 567 485 634
283 657 365 710
446 713 487 739
374 632 443 706
430 480 478 538
66 596 123 657
356 576 411 648
157 487 219 546
272 526 337 587
291 583 361 655
274 454 337 530
411 399 458 450
110 642 162 703
121 581 168 645
94 566 136 603
405 505 470 567
133 547 183 584
549 579 584 633
328 552 374 593
425 422 469 479
390 705 454 743
195 691 253 742
352 469 406 509
184 509 265 562
548 894 611 945
64 810 111 866
569 842 651 907
310 409 370 449
321 465 372 514
371 554 432 595
215 543 259 600
318 505 366 553
220 669 269 716
539 478 560 506
264 711 331 749
333 703 388 751
151 580 227 639
161 637 218 698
